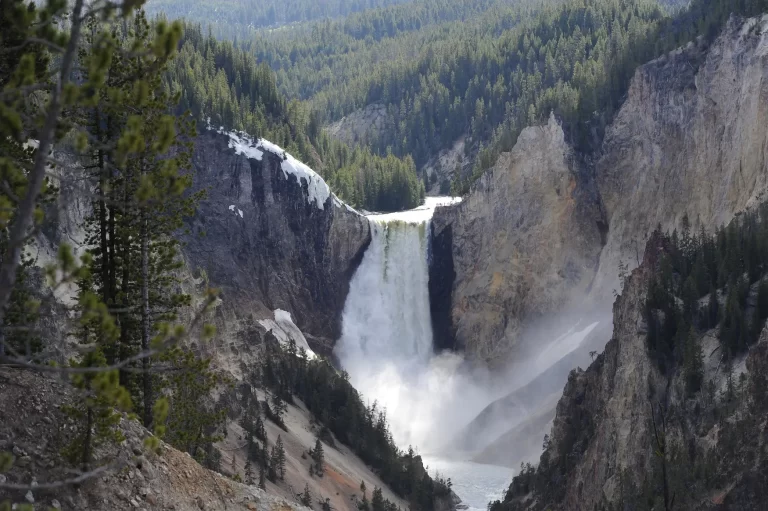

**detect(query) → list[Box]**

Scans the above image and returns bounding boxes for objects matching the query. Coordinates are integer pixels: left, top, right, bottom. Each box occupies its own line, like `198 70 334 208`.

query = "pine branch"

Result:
0 0 87 332
0 293 216 374
0 459 124 491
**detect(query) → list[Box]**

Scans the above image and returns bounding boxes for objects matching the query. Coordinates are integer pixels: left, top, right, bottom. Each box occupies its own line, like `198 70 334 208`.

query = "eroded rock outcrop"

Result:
326 103 394 150
431 114 605 363
496 234 768 511
594 16 768 296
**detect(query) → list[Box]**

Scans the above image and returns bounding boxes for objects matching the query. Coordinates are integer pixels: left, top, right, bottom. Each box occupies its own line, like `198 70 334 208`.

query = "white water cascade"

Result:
334 197 607 510
334 197 470 448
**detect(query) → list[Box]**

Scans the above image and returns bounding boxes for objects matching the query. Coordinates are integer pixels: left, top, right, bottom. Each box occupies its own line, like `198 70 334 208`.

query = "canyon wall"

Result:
432 15 768 364
181 130 371 354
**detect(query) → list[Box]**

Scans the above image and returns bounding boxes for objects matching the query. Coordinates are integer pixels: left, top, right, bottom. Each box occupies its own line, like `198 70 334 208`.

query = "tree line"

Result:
190 0 768 194
146 0 414 33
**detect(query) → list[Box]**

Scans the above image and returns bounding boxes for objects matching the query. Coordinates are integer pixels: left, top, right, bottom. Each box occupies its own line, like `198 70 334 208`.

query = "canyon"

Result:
6 11 768 511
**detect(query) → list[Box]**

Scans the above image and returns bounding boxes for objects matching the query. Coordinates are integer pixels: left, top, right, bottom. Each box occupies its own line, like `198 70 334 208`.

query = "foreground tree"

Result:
0 2 224 505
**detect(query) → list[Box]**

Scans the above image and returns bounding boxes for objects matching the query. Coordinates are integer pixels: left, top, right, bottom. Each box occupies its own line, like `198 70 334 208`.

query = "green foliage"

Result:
683 327 704 395
0 0 56 359
147 0 414 32
158 346 228 464
301 483 313 508
311 437 325 476
644 204 768 374
259 341 451 509
223 0 669 185
174 0 768 195
62 350 129 469
164 24 424 211
268 434 286 481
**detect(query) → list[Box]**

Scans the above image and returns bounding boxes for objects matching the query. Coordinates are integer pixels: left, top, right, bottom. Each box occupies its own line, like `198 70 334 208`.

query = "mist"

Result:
338 309 611 457
334 203 614 463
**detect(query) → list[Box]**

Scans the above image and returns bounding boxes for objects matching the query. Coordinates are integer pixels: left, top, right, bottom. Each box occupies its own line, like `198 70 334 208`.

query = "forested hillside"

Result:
164 24 424 211
156 0 768 192
0 1 437 508
145 0 414 31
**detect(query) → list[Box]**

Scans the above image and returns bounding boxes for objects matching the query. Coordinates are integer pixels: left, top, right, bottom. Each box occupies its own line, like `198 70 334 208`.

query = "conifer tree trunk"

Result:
118 166 131 388
141 203 152 428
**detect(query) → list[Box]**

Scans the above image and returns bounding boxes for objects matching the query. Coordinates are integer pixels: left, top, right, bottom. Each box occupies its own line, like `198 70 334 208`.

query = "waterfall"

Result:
334 197 469 450
336 219 434 368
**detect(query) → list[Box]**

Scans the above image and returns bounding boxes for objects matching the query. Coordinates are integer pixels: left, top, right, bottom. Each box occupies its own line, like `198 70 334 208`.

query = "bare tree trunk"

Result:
118 160 131 387
141 204 151 428
0 0 87 336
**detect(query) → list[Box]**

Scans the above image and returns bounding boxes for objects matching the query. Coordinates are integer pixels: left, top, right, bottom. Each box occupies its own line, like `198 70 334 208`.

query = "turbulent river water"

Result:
334 197 517 508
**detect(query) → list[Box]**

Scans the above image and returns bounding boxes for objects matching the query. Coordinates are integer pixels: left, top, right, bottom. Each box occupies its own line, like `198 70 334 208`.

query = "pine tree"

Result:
245 457 254 485
259 461 267 490
255 410 267 442
371 488 385 511
268 444 278 482
312 437 325 476
276 434 287 480
683 328 704 395
61 348 131 470
261 443 269 470
707 285 719 328
271 392 287 427
301 483 313 508
159 347 227 463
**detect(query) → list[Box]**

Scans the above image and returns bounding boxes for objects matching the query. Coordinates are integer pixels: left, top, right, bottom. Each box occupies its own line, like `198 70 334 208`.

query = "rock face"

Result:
433 16 768 363
594 17 768 296
183 130 371 348
431 114 605 363
498 235 768 511
540 247 662 510
326 103 394 150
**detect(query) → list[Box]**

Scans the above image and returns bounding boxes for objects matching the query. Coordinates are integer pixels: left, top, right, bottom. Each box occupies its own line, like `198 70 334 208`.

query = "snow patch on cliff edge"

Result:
218 129 331 210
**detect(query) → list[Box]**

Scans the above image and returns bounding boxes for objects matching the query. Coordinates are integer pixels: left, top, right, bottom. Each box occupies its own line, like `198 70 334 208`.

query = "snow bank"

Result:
258 309 316 359
228 205 244 218
216 128 331 210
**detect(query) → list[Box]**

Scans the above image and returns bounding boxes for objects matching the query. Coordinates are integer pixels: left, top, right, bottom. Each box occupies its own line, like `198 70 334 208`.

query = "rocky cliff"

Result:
494 233 768 511
430 113 605 363
326 104 394 151
432 15 768 364
182 130 371 354
12 128 401 511
595 16 768 297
